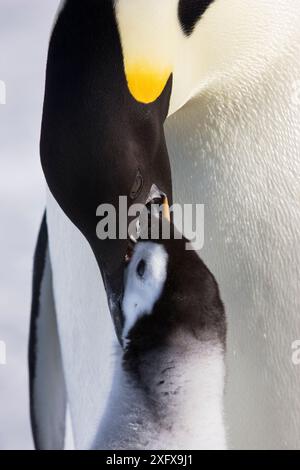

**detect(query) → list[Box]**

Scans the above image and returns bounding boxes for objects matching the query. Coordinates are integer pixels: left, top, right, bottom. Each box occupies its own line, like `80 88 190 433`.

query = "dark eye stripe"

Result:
178 0 214 36
136 259 146 278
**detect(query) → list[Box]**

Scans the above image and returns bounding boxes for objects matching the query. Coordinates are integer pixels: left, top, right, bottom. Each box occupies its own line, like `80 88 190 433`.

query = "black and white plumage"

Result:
40 0 173 341
30 0 300 450
29 214 67 450
94 229 226 450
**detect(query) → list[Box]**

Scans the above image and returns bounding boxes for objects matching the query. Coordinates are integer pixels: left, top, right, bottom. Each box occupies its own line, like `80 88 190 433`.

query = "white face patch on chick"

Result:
122 242 168 342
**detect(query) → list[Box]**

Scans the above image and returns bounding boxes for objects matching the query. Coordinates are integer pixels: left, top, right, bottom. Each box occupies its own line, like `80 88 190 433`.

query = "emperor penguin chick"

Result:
95 227 227 450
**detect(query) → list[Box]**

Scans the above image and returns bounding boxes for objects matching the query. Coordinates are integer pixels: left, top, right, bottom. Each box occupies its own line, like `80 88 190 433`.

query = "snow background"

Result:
0 0 60 450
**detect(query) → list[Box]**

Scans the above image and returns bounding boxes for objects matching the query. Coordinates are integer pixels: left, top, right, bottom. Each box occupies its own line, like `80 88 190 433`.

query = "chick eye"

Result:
136 259 146 278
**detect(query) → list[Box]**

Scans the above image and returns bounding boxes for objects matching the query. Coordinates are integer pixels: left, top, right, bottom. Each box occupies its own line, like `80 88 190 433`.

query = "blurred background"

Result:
0 0 60 450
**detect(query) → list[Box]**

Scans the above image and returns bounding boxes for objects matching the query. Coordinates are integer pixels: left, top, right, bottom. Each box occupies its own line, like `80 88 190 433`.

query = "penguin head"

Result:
121 225 226 363
41 1 173 342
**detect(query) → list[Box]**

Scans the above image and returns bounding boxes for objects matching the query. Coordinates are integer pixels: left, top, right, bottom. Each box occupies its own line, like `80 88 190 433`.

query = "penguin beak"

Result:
103 187 171 345
162 196 171 222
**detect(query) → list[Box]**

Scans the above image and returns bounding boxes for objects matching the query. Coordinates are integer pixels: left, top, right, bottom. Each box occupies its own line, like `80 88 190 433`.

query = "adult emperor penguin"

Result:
29 0 300 450
93 225 226 450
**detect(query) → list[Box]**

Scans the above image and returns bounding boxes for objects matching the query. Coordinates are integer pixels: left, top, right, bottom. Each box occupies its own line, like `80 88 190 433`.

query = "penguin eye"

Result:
136 259 146 278
130 170 144 200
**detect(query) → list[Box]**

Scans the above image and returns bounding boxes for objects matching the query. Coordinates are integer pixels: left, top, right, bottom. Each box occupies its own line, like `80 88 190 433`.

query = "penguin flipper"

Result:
29 212 67 450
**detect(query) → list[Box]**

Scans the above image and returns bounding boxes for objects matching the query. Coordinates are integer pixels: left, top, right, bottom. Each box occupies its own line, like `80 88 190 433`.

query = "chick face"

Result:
122 230 226 361
122 241 169 341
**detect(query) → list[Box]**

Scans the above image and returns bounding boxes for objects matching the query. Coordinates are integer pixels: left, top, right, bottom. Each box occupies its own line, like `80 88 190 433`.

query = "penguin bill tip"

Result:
162 196 171 222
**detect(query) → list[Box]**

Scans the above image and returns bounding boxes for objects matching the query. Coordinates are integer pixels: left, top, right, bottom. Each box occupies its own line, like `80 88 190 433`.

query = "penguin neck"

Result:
170 0 299 114
94 340 226 450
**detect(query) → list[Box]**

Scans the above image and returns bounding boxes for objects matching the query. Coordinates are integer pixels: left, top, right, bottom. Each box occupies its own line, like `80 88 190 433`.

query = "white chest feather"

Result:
165 3 300 448
93 343 226 450
46 190 118 449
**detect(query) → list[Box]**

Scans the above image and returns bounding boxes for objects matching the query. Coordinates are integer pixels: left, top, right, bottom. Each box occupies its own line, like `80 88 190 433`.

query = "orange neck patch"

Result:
125 61 171 104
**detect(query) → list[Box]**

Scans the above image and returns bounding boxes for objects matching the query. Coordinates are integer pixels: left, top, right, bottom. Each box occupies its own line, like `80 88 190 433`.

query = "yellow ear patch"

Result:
125 62 171 104
115 0 175 105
